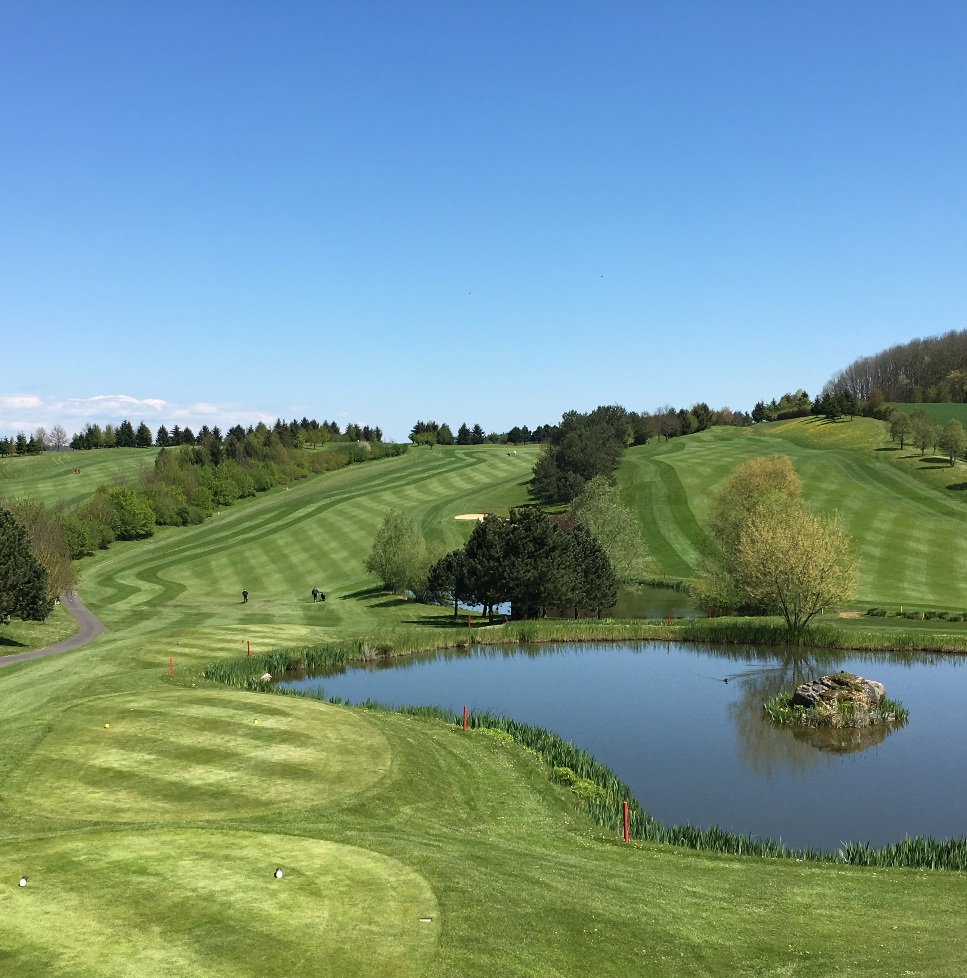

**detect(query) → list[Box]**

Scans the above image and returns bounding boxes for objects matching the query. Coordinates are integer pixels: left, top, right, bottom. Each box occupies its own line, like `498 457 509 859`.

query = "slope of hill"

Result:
2 441 967 976
0 447 159 509
621 416 967 611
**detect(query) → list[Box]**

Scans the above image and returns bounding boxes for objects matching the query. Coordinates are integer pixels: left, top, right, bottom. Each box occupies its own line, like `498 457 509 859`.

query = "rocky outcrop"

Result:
792 672 884 710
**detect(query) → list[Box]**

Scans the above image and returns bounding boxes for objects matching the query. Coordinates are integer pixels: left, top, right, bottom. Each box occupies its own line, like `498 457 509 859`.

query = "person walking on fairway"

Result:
311 587 319 603
242 589 249 604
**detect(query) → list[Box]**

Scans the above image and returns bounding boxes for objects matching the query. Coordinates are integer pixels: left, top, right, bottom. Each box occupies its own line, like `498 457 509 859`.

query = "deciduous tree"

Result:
569 475 645 580
365 509 434 596
692 455 857 641
938 419 966 466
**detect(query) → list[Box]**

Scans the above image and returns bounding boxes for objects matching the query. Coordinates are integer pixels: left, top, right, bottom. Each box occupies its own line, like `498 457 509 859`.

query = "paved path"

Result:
0 592 104 668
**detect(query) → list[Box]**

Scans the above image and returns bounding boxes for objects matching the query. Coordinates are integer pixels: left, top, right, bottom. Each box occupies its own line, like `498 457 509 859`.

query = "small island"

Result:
764 671 909 730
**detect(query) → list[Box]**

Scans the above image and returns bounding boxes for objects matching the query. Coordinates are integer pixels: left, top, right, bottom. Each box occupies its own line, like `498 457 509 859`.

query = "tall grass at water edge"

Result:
203 624 967 871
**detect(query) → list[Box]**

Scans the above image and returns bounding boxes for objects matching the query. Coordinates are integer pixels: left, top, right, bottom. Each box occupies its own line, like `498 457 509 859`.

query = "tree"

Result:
117 419 136 448
911 415 934 456
569 475 645 580
135 422 154 448
530 407 630 504
730 496 857 641
33 427 48 451
568 524 618 618
4 498 76 599
425 549 468 615
0 508 54 624
707 454 801 559
101 485 155 540
889 411 912 449
938 419 967 466
502 507 577 619
50 425 68 451
461 514 511 620
693 455 857 641
364 509 433 595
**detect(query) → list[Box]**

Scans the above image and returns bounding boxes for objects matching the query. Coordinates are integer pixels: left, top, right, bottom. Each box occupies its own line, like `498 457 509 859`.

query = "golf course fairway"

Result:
2 435 967 976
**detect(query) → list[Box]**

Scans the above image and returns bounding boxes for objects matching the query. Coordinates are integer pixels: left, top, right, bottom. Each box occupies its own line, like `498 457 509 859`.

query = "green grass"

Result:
0 448 159 509
0 602 77 651
622 416 967 610
4 440 967 975
891 402 967 425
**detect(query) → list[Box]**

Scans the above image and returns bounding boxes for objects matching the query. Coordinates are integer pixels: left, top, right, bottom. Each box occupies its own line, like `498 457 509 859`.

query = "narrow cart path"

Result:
0 592 103 668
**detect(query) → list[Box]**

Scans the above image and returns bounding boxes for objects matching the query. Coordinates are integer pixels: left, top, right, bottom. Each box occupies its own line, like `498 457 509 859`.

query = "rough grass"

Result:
3 441 967 975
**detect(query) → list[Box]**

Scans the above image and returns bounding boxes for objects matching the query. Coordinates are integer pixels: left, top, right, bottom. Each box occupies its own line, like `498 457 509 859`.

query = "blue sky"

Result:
2 1 965 441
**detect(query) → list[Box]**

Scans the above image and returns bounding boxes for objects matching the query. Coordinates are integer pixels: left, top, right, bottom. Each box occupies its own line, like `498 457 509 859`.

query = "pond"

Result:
281 640 967 851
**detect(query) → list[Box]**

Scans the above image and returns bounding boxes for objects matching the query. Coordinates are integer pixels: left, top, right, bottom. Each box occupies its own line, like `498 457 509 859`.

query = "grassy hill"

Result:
622 415 967 611
2 438 967 975
0 447 159 509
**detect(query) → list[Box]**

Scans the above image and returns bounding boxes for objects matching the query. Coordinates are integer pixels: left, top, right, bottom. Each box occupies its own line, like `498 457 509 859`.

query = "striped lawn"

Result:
0 448 159 509
621 417 967 611
4 439 967 975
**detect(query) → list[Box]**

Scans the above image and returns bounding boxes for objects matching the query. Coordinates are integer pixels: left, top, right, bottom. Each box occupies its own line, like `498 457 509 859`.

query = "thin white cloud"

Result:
0 393 278 438
0 395 43 410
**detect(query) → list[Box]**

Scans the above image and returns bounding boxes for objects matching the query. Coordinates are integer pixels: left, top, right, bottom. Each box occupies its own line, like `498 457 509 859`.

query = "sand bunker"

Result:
454 513 487 521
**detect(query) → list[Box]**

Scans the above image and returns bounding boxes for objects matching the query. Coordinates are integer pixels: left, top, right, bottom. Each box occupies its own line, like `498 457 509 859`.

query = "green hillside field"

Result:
622 415 967 613
891 401 967 425
2 437 967 975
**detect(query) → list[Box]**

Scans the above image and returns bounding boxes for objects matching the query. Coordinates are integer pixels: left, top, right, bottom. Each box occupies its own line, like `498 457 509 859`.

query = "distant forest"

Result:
824 328 967 403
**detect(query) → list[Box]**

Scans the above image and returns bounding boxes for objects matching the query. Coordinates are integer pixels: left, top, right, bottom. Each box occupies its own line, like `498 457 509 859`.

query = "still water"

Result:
282 641 967 851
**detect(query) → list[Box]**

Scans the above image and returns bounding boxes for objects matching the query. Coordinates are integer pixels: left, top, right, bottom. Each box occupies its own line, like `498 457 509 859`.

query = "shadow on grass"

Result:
947 483 967 492
403 612 509 629
372 596 411 609
874 446 901 452
340 585 386 600
0 636 28 650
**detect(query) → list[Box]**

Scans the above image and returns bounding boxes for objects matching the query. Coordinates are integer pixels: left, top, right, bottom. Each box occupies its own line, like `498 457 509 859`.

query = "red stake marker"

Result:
623 801 629 843
169 656 173 678
463 705 467 731
247 641 251 656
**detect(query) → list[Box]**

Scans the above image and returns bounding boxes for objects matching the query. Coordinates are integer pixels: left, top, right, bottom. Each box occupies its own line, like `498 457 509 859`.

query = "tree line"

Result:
823 327 967 405
529 403 750 505
0 417 385 457
408 420 557 446
68 417 384 452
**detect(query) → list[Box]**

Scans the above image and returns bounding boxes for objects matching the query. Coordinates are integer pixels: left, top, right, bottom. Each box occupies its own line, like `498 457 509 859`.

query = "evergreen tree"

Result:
0 508 54 624
135 422 153 448
117 419 136 447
